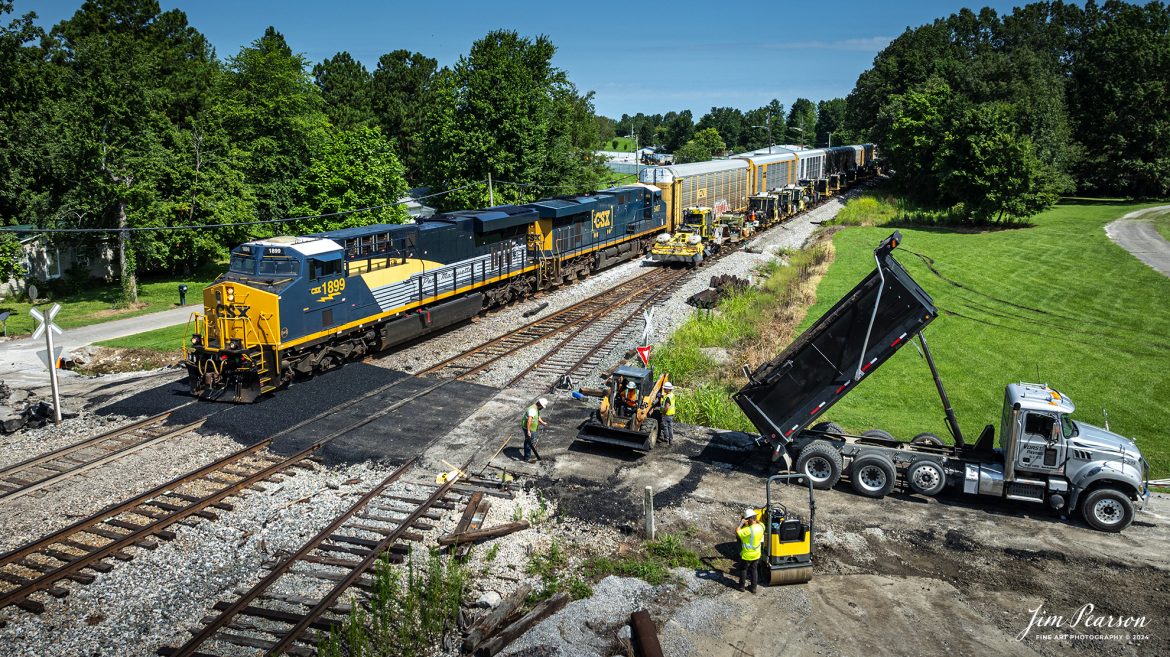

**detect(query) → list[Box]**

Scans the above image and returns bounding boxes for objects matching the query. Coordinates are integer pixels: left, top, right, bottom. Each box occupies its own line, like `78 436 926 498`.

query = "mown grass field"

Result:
1153 208 1170 242
96 322 187 351
0 263 219 337
809 200 1170 475
601 136 636 152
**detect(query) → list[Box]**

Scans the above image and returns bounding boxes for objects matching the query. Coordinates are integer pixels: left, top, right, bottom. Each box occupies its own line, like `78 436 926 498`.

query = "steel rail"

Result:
0 419 207 502
0 439 316 612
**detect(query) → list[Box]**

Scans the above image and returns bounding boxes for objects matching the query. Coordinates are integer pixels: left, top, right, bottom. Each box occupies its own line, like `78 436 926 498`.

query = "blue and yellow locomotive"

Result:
185 185 666 401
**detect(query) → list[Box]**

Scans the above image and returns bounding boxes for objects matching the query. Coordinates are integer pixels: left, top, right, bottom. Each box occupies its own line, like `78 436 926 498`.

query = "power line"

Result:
0 183 480 235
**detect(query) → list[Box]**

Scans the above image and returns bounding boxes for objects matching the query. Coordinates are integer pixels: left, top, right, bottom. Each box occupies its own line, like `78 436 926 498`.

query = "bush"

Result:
318 550 465 657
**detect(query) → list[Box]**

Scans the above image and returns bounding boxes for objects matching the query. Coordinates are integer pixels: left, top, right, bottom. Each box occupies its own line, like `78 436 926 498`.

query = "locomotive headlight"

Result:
226 286 235 302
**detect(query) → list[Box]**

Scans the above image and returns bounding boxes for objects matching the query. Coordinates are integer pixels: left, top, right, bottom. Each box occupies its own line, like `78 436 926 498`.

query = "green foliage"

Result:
0 233 22 281
291 125 409 234
807 202 1170 476
674 128 727 164
786 98 817 146
318 550 466 657
830 194 901 227
581 534 702 586
526 540 567 579
419 31 608 210
815 98 850 146
313 51 374 131
849 2 1169 202
483 543 500 562
370 49 437 182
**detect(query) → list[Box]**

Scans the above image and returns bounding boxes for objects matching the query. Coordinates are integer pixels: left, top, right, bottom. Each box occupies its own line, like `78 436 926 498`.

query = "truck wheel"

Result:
860 429 897 446
1080 488 1134 532
795 441 843 490
906 460 946 497
849 455 896 498
910 432 944 447
810 422 845 438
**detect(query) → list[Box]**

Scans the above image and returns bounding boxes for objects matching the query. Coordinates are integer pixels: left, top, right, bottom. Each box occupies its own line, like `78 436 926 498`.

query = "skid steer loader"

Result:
576 365 668 451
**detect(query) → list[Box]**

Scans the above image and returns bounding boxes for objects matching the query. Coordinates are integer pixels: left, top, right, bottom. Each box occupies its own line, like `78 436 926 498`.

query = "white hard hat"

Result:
663 382 674 390
743 508 755 519
537 398 548 408
627 381 637 389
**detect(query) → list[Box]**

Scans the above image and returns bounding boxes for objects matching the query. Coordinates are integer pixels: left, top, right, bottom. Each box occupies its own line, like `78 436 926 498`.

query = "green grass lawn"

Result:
0 263 220 337
805 200 1170 476
604 173 639 186
96 322 188 351
1152 208 1170 242
601 136 636 152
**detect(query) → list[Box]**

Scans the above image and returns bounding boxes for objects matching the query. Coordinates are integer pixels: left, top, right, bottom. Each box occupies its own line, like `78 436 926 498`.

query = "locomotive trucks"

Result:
733 232 1150 532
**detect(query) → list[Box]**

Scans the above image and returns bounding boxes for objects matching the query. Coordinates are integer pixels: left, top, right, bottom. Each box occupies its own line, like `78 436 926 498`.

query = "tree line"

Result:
846 0 1170 222
0 1 607 298
600 97 854 163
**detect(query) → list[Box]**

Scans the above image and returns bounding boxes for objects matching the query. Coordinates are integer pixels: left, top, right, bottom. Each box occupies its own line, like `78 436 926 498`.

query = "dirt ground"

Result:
512 396 1169 657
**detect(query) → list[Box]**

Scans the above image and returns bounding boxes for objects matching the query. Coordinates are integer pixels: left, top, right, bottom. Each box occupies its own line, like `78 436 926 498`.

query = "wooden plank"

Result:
479 592 571 656
462 584 531 654
438 521 528 546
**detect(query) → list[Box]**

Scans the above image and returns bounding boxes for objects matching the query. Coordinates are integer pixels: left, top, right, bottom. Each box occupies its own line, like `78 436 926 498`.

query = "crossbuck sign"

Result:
29 303 63 424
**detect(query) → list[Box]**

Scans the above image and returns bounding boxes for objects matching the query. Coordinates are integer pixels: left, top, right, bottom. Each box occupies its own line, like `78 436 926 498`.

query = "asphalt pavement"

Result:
1105 204 1170 278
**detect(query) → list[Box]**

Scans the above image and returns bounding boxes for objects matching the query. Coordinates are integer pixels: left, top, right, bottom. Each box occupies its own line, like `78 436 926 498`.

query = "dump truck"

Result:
733 232 1151 532
577 365 668 451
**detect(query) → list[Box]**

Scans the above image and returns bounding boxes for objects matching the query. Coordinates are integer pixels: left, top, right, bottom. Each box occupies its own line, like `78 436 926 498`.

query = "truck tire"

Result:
910 432 944 447
849 454 897 498
795 441 843 490
860 429 897 445
1080 488 1134 532
906 460 946 497
809 422 845 438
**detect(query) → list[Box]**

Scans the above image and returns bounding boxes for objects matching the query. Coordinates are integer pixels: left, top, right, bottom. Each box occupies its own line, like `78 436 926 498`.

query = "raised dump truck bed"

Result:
731 232 1149 532
734 232 938 453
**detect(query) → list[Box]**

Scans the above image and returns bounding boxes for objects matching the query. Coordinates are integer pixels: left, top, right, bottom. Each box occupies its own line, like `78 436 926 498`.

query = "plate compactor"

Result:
576 365 668 451
754 473 816 585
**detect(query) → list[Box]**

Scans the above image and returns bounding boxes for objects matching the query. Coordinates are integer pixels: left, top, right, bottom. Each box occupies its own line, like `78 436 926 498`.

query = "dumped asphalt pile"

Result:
0 381 69 433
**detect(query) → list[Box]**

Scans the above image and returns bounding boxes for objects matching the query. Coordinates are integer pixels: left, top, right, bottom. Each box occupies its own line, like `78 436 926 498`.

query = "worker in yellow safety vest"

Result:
659 382 675 446
736 508 764 593
522 398 548 463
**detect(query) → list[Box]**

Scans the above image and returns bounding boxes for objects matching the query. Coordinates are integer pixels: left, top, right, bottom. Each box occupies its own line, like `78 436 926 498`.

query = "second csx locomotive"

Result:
185 185 666 401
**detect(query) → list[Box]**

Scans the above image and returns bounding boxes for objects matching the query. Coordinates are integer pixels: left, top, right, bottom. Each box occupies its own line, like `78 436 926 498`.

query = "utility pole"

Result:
628 132 640 181
487 172 495 206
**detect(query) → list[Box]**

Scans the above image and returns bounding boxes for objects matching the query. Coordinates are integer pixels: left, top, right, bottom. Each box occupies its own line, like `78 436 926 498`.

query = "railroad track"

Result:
0 372 459 619
416 266 672 381
0 439 317 614
504 267 692 390
0 408 205 502
158 458 470 657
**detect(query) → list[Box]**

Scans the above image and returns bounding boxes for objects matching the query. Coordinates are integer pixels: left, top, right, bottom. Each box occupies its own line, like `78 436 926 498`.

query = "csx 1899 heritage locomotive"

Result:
187 143 878 402
185 185 667 401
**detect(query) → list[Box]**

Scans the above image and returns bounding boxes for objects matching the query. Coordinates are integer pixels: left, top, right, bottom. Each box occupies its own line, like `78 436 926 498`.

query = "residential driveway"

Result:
1105 205 1170 278
0 304 193 385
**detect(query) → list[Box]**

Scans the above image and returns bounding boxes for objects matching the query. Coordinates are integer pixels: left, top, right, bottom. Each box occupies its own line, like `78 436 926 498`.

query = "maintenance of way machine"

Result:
733 232 1150 532
576 365 670 451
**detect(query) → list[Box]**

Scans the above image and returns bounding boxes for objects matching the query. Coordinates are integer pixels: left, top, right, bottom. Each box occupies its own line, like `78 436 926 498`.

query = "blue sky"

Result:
23 0 1033 118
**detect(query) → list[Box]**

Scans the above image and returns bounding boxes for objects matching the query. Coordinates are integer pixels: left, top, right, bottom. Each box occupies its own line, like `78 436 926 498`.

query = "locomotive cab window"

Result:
229 255 254 274
258 259 299 277
310 258 343 279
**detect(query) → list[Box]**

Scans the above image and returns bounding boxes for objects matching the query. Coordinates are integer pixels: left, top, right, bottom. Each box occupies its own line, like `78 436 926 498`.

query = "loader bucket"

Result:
576 420 656 452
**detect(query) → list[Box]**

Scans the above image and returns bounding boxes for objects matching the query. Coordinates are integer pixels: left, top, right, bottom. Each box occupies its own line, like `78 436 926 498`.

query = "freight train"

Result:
185 144 877 402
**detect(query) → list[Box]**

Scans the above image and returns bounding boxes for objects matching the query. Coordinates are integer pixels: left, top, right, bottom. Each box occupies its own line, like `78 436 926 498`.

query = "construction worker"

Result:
660 382 675 445
621 380 639 417
736 508 764 593
522 398 548 462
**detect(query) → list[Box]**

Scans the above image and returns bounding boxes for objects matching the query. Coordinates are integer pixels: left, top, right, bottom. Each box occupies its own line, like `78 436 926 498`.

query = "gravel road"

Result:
1105 205 1170 278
